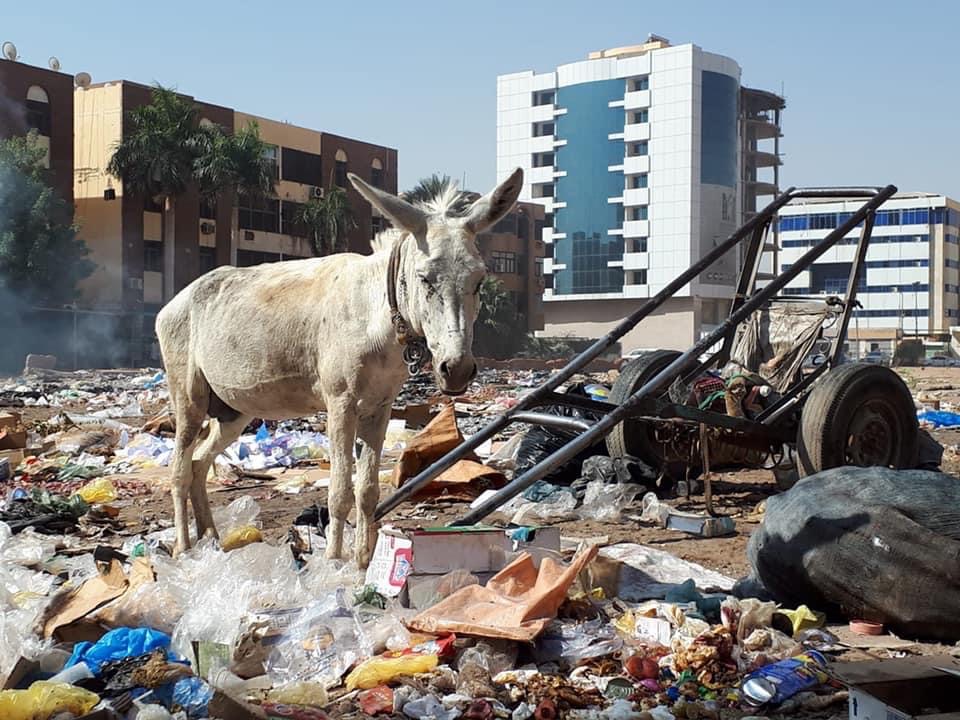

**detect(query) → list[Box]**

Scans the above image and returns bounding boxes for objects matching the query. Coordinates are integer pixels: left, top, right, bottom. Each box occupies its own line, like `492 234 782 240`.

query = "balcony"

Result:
530 135 555 153
624 90 650 110
528 166 555 185
622 252 649 270
622 219 649 237
622 155 650 175
623 188 649 207
623 123 650 143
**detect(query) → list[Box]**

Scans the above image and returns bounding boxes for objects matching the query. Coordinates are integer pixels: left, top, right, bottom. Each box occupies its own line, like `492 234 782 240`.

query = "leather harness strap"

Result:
387 237 431 375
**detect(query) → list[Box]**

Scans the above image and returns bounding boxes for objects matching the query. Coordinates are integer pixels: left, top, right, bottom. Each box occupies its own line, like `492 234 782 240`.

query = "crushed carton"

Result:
365 525 561 606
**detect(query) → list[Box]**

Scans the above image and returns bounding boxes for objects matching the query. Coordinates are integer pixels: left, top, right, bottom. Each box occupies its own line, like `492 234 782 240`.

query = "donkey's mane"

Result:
370 181 469 253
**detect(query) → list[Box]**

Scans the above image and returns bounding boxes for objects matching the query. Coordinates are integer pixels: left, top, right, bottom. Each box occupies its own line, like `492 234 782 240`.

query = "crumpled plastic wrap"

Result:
0 681 100 720
534 619 623 667
577 481 645 523
266 588 372 689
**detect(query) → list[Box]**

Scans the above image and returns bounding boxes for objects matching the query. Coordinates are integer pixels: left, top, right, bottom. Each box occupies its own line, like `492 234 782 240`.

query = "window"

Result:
629 141 648 156
630 174 648 189
630 206 648 221
630 77 649 92
535 258 543 276
261 145 279 180
489 251 518 274
492 214 517 234
238 194 280 233
281 147 323 186
281 201 307 237
144 195 163 213
533 90 555 106
143 241 163 273
533 183 554 198
25 86 51 136
629 237 648 252
533 121 554 137
371 158 384 188
809 213 838 230
199 197 217 220
198 247 216 274
534 219 545 240
630 109 648 124
631 269 648 284
237 249 282 266
781 233 930 248
533 152 554 168
334 149 348 188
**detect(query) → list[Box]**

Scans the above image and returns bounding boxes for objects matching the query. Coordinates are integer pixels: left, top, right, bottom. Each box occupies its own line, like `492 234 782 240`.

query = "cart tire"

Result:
607 350 682 475
796 363 919 479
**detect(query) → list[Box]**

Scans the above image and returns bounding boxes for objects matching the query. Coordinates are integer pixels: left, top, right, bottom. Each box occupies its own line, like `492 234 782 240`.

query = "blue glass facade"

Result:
700 71 738 187
554 79 625 294
779 207 956 232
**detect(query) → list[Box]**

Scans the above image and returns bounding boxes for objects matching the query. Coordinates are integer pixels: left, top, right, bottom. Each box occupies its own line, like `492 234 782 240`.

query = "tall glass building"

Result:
496 37 783 350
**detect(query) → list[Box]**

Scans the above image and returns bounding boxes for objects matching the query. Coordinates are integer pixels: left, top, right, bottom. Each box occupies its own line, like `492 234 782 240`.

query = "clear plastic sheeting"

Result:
577 481 645 523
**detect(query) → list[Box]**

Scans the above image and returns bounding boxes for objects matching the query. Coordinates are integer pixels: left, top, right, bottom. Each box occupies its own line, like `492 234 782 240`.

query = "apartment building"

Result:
496 37 784 351
779 193 960 354
73 80 397 362
0 54 74 205
473 199 546 332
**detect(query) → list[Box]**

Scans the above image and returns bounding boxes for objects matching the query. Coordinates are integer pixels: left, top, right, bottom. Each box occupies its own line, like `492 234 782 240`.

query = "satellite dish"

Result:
1 42 17 61
74 72 92 89
48 56 61 71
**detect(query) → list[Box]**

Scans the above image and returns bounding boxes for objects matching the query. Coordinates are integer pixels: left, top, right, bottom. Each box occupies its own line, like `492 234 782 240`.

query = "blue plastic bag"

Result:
172 676 213 718
65 627 174 676
918 409 960 428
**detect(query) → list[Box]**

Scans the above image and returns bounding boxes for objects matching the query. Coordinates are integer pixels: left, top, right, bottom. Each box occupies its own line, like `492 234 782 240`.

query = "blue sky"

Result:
5 0 959 196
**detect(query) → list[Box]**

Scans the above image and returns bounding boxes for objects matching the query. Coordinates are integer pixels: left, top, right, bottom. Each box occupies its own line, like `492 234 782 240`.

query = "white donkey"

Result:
156 169 523 567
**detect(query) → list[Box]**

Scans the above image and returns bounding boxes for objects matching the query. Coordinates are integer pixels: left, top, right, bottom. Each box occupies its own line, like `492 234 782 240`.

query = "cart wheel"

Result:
607 350 683 479
796 362 919 479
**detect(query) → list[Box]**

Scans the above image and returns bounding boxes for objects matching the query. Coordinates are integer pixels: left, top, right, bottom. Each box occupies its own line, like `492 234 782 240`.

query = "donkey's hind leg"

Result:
190 414 252 540
169 376 209 556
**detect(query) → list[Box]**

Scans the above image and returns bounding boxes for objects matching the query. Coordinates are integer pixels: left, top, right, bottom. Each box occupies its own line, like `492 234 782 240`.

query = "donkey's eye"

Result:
418 274 432 287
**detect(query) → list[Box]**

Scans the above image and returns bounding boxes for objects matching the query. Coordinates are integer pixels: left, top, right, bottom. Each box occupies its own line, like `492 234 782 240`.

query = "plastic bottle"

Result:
48 661 94 685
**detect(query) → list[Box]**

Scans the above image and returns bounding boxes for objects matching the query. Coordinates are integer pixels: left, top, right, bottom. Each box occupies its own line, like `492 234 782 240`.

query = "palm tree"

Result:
107 85 275 297
403 173 471 214
474 276 524 358
295 184 357 256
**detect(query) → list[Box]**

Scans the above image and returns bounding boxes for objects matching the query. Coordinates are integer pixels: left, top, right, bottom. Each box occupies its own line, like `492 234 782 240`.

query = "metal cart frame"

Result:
375 184 898 526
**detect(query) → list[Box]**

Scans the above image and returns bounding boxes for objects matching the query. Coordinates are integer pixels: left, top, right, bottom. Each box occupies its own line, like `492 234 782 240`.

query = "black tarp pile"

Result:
738 466 960 641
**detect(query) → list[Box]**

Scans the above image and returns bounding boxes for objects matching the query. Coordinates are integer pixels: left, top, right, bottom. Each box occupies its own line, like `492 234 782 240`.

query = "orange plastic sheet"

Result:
392 404 505 501
408 546 598 641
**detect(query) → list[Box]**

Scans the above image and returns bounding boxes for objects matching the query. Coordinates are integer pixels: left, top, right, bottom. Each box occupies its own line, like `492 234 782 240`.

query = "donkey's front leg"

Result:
325 399 358 561
355 402 391 569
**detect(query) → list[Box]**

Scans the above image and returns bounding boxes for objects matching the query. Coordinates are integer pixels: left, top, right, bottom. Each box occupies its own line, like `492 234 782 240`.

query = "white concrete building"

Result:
496 37 783 351
778 193 960 354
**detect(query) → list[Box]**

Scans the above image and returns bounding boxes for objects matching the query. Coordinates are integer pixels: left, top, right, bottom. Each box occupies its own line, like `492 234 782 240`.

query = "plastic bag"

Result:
499 489 578 523
402 695 459 720
0 681 100 720
345 652 438 691
65 627 173 675
221 525 263 551
266 681 329 706
577 481 645 523
533 619 623 667
266 588 371 689
171 676 214 718
76 477 119 504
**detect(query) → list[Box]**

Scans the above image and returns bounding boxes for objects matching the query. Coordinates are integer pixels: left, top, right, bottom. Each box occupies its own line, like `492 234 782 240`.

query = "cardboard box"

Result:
835 657 960 720
365 525 562 604
0 411 20 431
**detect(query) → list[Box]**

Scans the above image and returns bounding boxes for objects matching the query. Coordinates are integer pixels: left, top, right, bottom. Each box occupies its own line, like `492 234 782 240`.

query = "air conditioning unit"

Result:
200 222 215 235
244 230 255 242
311 186 324 199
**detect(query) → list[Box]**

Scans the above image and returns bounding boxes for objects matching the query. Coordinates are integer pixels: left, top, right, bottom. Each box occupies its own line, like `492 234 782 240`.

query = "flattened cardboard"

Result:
837 657 960 720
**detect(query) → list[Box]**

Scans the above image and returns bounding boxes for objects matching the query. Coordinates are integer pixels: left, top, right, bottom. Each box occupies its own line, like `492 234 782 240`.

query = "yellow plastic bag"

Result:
221 525 263 551
266 681 328 706
0 681 100 720
345 653 438 691
780 604 826 637
76 477 118 504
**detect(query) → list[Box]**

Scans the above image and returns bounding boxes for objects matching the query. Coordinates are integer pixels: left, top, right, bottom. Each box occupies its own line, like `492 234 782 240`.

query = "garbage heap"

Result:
0 488 855 720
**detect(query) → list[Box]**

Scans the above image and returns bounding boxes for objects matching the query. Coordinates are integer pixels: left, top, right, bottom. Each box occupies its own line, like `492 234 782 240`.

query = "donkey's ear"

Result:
463 168 524 234
348 173 427 237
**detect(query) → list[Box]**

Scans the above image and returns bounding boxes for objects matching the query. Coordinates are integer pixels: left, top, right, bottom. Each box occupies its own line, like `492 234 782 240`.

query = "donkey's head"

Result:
349 169 524 394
